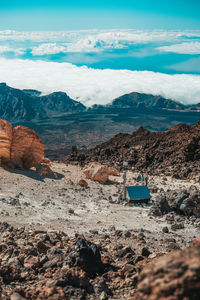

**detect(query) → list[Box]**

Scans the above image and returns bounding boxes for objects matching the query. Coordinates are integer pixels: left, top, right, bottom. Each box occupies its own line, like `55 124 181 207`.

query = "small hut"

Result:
126 185 151 204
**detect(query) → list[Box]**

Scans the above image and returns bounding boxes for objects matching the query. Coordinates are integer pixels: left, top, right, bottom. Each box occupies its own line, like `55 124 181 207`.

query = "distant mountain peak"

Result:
110 91 185 110
0 83 86 122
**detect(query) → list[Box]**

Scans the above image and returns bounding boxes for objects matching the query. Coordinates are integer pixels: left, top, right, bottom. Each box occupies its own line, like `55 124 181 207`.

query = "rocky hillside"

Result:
0 83 86 121
74 120 200 179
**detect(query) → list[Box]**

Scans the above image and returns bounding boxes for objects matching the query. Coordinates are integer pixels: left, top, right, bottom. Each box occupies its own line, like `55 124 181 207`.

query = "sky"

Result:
1 0 200 30
0 1 200 105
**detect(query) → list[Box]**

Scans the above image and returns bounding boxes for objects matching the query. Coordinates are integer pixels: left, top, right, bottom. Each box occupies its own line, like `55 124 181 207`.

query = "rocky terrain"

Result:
0 83 199 157
0 94 200 298
0 222 199 300
77 120 200 179
0 161 200 299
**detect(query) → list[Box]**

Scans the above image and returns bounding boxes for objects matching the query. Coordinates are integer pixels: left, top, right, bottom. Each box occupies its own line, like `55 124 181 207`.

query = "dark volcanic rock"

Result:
67 238 104 277
151 186 200 218
0 223 199 299
80 120 200 179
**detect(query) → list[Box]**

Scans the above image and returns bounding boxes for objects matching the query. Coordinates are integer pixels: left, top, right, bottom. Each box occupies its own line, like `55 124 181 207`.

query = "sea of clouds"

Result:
0 29 200 55
0 58 200 106
0 29 200 105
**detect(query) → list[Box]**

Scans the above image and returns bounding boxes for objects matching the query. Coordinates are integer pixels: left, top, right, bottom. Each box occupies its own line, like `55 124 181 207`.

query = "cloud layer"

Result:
0 45 25 55
158 42 200 54
1 29 200 55
0 58 200 106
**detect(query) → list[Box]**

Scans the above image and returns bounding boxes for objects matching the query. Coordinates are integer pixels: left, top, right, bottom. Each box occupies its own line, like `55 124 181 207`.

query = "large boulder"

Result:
83 162 119 183
151 187 200 217
0 120 13 163
136 242 200 300
150 195 171 216
36 163 56 178
67 238 104 277
0 120 44 169
11 126 44 169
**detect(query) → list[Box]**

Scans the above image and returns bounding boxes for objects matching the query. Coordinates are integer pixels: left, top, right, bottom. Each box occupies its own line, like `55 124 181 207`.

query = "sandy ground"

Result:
0 162 199 251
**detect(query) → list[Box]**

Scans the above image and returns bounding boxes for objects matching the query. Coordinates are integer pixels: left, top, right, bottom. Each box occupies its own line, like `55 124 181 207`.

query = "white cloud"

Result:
31 36 126 55
31 43 66 55
0 29 199 47
0 58 200 106
157 42 200 54
0 45 25 55
1 29 200 55
0 45 12 53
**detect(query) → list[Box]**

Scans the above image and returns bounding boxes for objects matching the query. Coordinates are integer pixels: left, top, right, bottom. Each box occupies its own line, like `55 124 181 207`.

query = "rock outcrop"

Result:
0 120 44 169
0 120 12 163
150 185 200 217
83 162 119 183
136 243 200 300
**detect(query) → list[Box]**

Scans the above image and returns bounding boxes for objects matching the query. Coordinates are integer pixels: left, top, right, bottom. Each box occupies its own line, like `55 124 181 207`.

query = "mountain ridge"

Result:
0 83 86 121
1 82 200 123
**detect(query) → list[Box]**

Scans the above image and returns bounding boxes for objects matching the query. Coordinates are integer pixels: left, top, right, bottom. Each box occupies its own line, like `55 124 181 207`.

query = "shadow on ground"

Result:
3 166 65 182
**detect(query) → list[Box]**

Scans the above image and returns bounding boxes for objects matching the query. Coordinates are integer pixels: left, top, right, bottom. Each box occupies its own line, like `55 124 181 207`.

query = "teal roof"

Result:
126 185 151 200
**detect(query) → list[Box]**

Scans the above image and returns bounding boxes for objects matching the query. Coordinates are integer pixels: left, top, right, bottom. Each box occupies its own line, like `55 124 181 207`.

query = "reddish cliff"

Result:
0 120 44 169
0 120 12 163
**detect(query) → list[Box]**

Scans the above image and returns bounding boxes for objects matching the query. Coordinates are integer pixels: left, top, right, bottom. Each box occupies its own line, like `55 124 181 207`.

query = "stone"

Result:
10 293 26 300
116 246 135 258
136 243 200 300
78 179 88 187
0 120 12 164
162 226 169 233
83 162 119 183
36 163 56 178
0 120 45 169
171 223 184 231
67 238 104 277
42 260 57 269
124 230 132 238
24 256 40 268
141 247 151 257
11 125 44 169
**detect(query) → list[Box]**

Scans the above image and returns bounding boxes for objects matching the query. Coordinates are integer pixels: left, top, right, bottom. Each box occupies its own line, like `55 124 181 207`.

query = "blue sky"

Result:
0 0 200 30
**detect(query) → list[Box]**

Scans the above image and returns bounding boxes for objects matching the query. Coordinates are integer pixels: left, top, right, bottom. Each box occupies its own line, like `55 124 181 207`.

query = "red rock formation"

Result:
0 120 44 169
0 120 12 163
11 126 44 169
83 162 119 183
